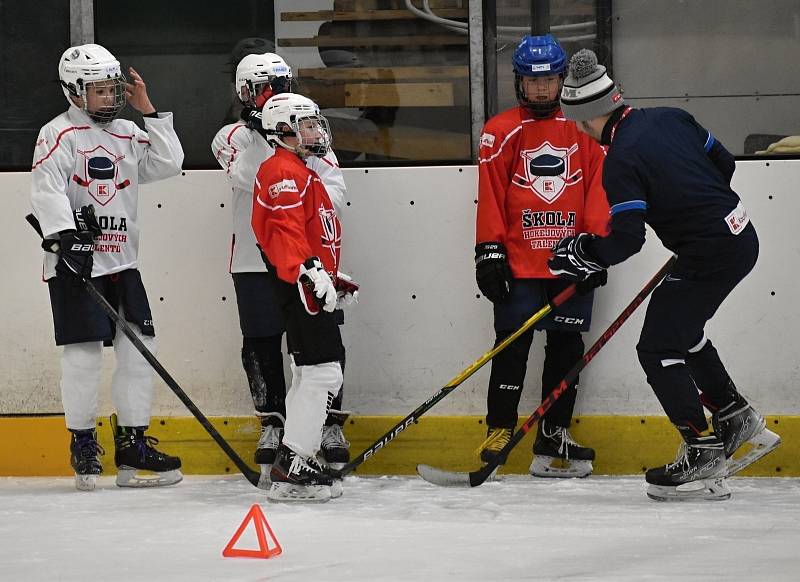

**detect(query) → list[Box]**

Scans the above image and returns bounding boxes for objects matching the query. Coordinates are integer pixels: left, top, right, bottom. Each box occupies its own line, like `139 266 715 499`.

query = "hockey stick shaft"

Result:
465 255 677 486
330 283 578 478
26 214 262 487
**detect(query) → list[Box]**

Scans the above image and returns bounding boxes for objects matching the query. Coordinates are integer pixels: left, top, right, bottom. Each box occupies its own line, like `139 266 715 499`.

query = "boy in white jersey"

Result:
212 52 353 482
30 44 184 491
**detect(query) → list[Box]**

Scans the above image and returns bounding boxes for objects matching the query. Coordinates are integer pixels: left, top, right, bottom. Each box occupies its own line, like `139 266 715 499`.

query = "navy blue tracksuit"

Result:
588 106 758 430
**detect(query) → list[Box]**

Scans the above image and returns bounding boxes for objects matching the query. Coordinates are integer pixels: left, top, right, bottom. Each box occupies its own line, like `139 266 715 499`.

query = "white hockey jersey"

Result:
30 105 184 279
212 122 346 273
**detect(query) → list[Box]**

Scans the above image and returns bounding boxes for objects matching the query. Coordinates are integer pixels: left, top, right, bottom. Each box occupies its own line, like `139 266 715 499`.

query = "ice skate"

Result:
268 444 334 503
319 423 350 470
111 414 182 488
712 398 781 477
255 413 284 488
69 429 104 491
530 420 594 478
476 426 513 466
646 426 729 502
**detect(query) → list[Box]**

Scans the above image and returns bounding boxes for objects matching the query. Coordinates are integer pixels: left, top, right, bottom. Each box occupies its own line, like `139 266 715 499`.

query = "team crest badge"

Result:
73 145 129 206
518 141 582 204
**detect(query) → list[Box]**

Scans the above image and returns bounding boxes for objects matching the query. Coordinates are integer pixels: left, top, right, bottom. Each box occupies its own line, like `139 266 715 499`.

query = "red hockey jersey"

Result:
252 148 341 284
477 106 609 279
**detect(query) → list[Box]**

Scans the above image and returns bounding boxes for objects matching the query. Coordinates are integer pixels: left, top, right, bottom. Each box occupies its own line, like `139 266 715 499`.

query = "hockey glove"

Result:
240 106 263 130
575 270 608 295
298 257 337 315
548 233 606 282
55 230 95 280
475 242 512 303
335 272 360 310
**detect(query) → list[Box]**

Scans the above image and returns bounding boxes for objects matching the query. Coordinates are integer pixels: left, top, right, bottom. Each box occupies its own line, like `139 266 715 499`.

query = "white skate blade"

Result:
726 427 781 477
267 482 331 503
647 476 731 502
75 474 98 491
257 465 272 490
416 464 499 487
529 456 593 478
115 467 183 488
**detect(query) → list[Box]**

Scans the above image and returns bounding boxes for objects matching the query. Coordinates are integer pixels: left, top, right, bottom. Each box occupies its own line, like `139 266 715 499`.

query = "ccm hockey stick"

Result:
417 255 678 487
26 213 262 488
328 283 578 479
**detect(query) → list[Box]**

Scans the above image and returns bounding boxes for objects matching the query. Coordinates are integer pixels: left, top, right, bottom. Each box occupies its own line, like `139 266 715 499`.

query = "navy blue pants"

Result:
636 225 759 430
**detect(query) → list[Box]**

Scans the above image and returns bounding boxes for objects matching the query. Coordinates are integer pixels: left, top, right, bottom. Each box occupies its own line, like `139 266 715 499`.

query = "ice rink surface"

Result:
1 474 797 581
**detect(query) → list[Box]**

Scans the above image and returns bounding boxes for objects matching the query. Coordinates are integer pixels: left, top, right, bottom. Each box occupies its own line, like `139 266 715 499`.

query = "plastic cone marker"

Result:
223 504 282 559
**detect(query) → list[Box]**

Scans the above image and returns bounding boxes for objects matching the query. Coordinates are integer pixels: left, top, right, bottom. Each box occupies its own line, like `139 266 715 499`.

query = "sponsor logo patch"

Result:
480 132 496 147
268 179 298 199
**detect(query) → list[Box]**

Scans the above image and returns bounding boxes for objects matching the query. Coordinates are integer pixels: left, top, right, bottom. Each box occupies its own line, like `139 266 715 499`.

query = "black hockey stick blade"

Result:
328 284 578 479
26 213 263 488
417 255 678 488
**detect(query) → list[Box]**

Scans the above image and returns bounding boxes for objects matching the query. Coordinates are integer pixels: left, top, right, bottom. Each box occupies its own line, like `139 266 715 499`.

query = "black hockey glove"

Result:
55 230 95 280
575 270 608 295
240 106 262 130
475 241 512 303
548 233 606 282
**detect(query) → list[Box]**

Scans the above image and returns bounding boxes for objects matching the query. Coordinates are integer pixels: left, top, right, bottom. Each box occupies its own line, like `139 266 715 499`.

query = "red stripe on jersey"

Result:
31 125 91 170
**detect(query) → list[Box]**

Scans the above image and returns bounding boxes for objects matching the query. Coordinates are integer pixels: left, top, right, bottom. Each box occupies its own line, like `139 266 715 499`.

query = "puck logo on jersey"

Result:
73 145 130 206
518 141 582 204
318 205 341 265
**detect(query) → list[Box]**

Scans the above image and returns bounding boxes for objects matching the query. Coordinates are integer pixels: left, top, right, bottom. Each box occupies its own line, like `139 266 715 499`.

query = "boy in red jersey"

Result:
475 35 609 478
251 93 353 502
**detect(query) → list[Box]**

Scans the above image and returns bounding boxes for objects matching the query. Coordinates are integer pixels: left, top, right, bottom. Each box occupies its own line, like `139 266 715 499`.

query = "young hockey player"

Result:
551 49 781 500
211 53 352 482
475 35 609 478
30 44 184 491
251 93 351 502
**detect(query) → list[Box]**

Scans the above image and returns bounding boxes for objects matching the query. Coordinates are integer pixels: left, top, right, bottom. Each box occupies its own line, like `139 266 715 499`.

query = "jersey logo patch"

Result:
517 142 582 204
480 133 496 148
268 179 299 199
74 145 129 207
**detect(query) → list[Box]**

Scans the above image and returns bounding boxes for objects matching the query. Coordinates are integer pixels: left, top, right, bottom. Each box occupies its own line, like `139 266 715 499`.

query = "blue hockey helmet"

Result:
512 35 567 118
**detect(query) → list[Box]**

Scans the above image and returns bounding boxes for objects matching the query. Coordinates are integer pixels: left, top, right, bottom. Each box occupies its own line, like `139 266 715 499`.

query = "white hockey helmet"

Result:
261 93 332 158
58 44 127 124
235 53 294 105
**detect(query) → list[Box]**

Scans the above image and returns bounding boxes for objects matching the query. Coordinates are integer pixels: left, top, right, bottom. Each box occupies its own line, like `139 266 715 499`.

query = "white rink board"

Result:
2 161 798 416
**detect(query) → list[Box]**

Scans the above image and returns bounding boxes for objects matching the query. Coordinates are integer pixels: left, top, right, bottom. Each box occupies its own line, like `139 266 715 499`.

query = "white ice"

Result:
1 475 797 581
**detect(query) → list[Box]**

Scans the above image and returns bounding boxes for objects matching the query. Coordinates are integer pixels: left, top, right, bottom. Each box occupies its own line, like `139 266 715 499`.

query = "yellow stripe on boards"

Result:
0 415 795 477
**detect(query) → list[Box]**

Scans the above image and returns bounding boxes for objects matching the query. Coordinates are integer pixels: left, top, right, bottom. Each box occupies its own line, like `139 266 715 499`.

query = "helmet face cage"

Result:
291 113 332 157
240 75 296 105
512 35 567 119
262 94 331 157
59 45 127 125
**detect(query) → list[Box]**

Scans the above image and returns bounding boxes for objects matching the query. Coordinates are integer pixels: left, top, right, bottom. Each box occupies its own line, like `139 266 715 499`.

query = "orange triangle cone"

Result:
222 504 283 559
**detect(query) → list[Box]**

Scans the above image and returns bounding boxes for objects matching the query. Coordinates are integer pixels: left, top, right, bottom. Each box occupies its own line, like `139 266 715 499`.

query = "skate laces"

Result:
666 442 691 473
542 424 579 459
321 424 349 449
132 434 165 461
75 435 105 459
476 427 512 456
258 425 282 449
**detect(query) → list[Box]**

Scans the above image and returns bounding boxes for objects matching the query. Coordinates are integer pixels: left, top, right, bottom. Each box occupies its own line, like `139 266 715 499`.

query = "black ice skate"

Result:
268 444 334 503
111 414 182 488
476 426 513 466
711 396 781 477
255 412 284 489
69 429 105 491
320 423 350 470
646 426 729 502
530 420 595 478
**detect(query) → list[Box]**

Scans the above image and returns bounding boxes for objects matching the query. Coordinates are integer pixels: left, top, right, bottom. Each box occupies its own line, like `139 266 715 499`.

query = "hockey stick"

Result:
417 255 678 487
25 214 262 487
328 283 578 479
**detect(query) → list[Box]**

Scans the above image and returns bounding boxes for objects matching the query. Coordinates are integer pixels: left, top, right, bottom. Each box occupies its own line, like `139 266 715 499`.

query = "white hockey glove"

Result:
335 272 360 310
298 257 337 315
